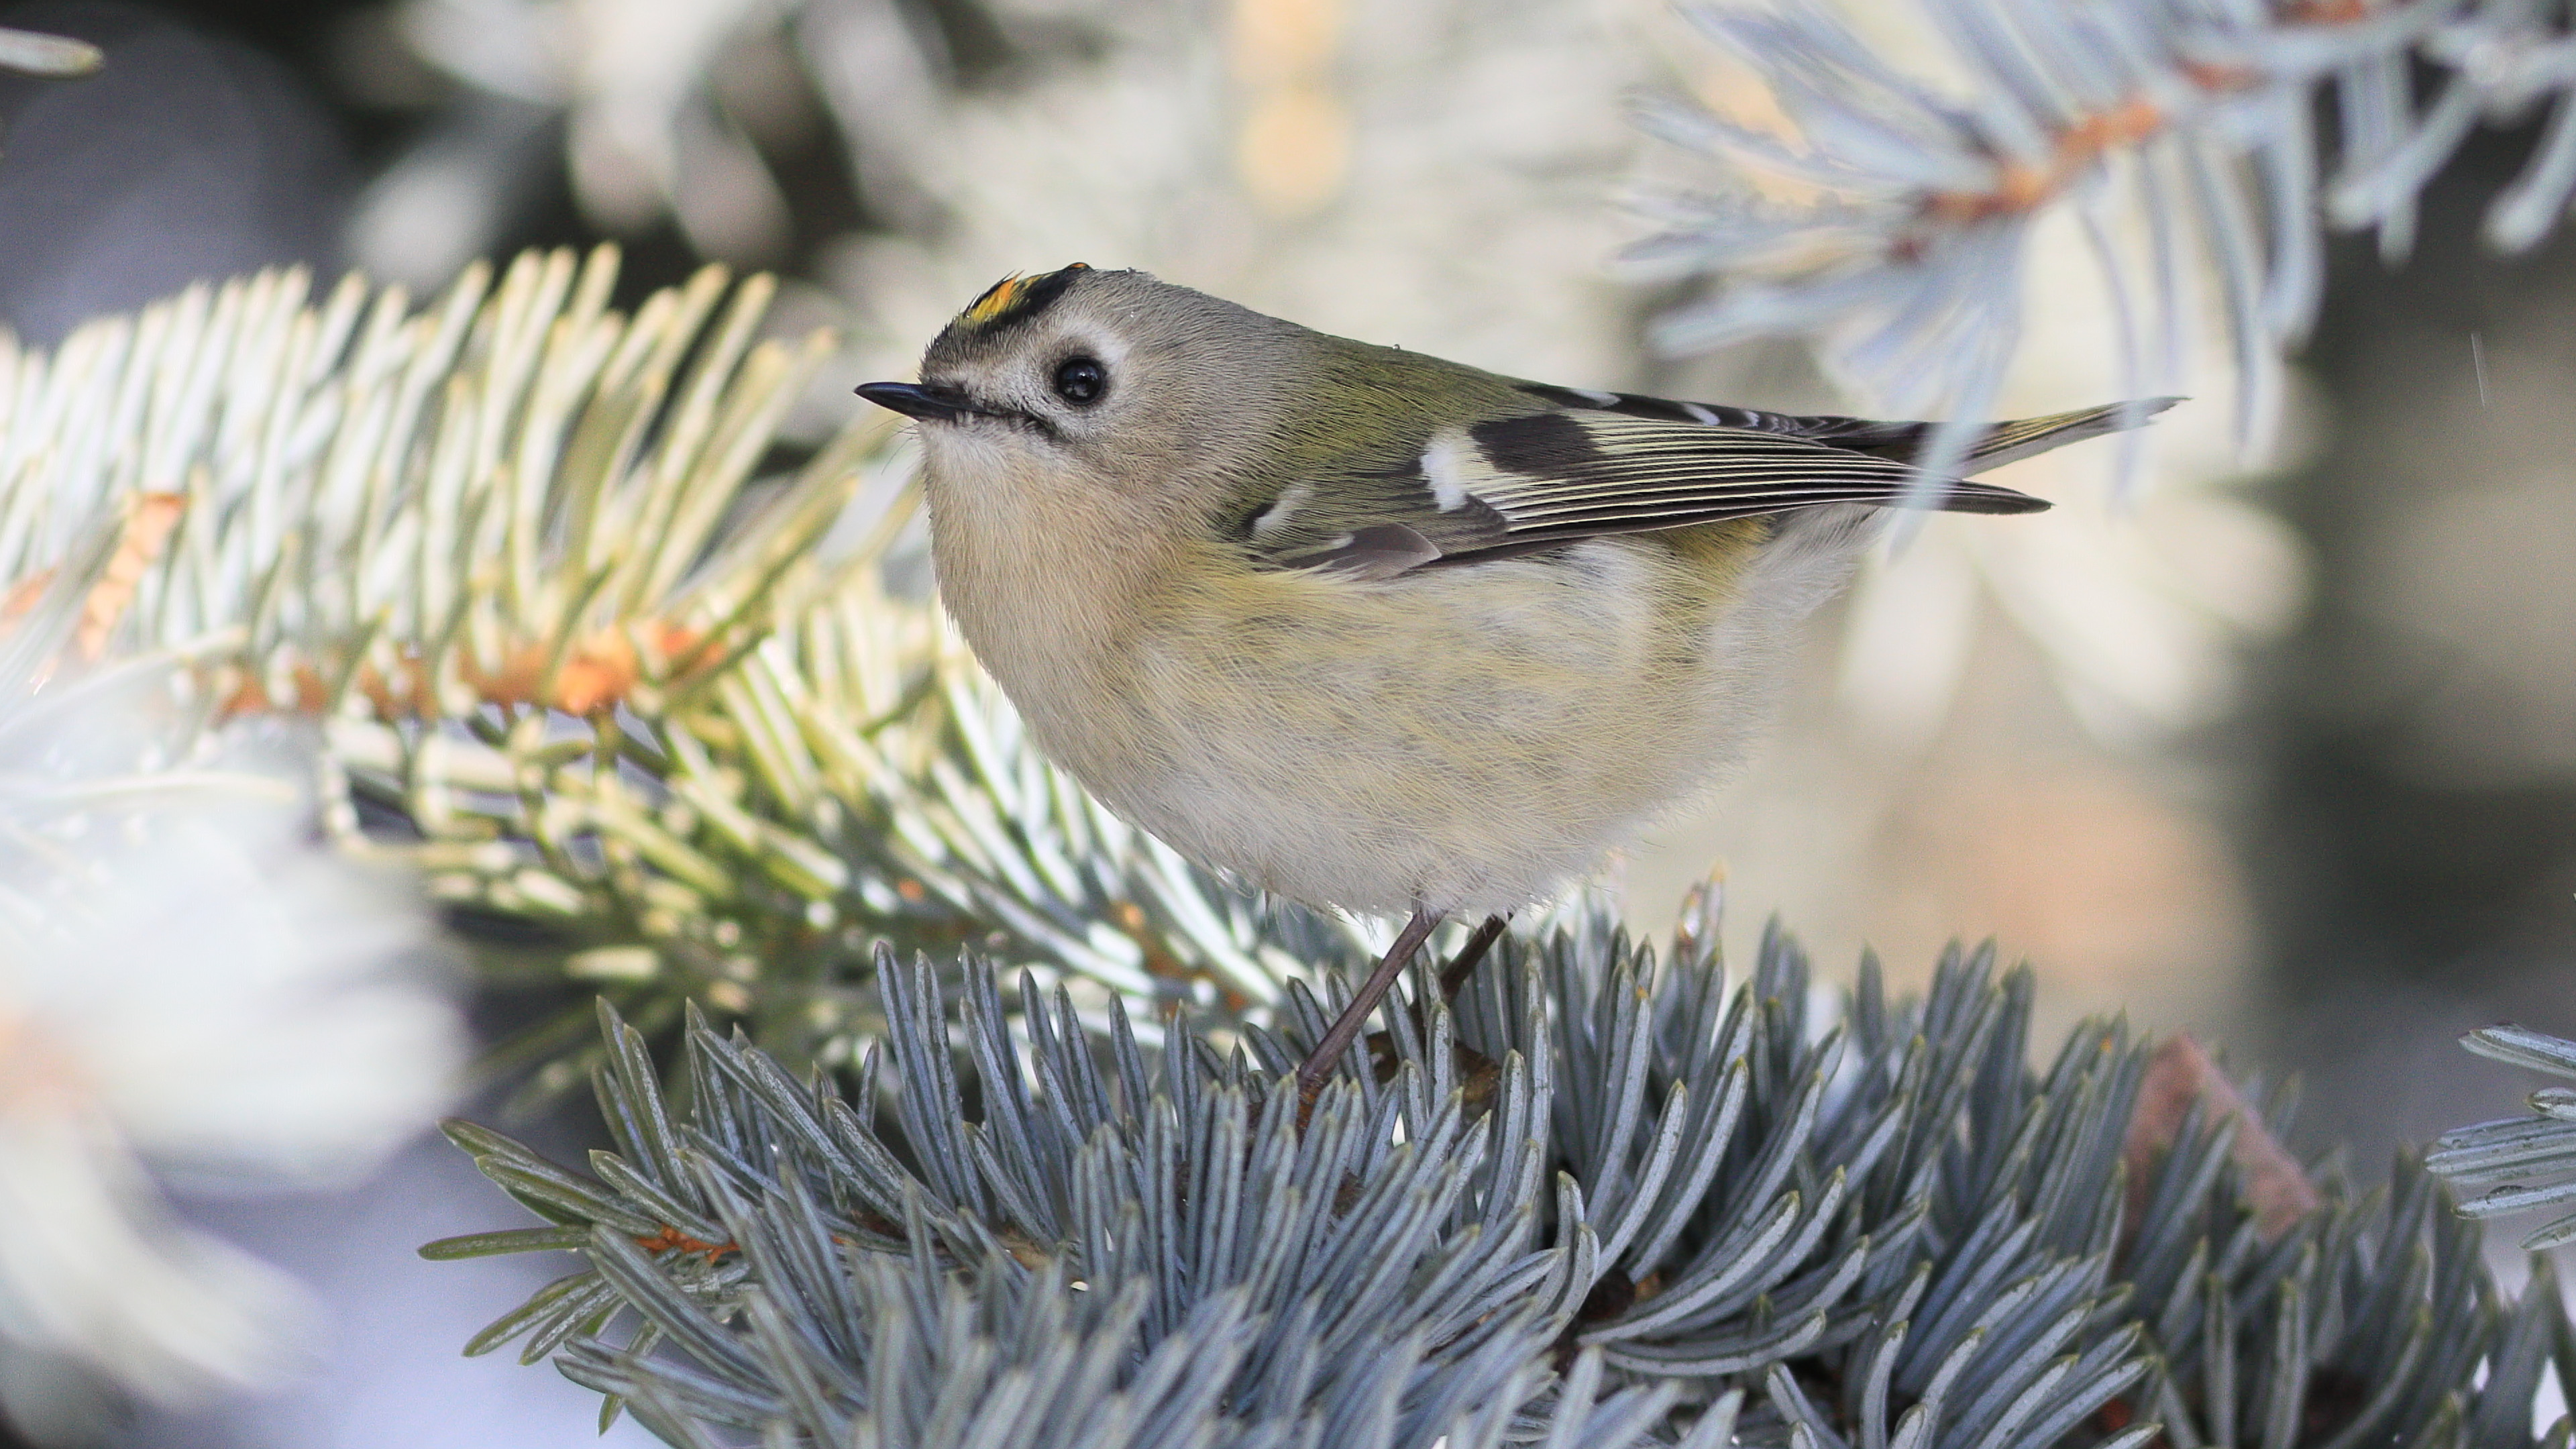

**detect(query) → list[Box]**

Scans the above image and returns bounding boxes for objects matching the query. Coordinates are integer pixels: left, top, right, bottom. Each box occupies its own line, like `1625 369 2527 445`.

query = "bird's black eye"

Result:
1052 356 1107 406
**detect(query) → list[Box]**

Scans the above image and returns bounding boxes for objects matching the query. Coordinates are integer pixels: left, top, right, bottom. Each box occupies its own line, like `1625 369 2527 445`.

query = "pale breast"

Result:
1061 535 1787 916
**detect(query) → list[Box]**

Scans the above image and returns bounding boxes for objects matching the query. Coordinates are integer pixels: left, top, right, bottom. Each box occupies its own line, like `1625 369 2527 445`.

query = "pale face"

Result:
859 267 1304 523
912 308 1138 483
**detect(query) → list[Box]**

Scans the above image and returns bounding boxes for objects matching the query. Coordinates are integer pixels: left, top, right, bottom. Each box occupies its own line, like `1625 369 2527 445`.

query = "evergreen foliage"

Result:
14 0 2576 1431
2434 1026 2576 1254
3 0 2574 1436
433 892 2573 1448
1636 0 2576 488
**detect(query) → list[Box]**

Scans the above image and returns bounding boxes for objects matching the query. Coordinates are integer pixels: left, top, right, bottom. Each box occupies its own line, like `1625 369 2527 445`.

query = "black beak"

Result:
856 380 985 423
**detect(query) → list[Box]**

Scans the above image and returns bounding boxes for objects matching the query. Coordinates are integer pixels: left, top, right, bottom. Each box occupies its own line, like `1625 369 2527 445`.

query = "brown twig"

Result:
2122 1033 2320 1246
1903 0 2375 241
213 620 711 720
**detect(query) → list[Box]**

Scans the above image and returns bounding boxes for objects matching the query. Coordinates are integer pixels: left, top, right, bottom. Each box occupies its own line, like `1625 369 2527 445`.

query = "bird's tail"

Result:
1960 397 2184 473
1807 396 2180 475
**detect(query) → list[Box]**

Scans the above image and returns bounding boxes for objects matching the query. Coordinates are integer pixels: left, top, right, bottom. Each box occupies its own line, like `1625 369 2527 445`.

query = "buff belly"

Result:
1022 531 1784 917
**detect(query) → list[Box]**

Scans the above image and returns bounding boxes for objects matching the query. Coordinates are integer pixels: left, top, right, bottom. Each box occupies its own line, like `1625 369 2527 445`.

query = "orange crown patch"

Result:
959 263 1091 329
963 274 1029 323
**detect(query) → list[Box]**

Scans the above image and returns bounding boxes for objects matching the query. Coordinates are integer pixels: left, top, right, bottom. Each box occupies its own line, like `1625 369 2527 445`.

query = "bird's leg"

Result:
1297 906 1445 1109
1436 914 1510 1002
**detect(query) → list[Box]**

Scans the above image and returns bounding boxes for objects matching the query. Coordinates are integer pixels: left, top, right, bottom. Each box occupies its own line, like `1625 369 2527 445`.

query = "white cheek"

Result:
924 426 1028 479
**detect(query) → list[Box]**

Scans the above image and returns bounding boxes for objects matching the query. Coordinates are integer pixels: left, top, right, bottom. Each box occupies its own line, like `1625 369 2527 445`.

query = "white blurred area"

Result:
0 633 464 1444
115 1132 659 1449
5 0 2572 1442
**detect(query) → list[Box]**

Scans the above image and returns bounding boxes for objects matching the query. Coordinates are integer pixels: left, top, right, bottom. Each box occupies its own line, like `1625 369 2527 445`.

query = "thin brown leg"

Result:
1297 906 1445 1108
1436 914 1510 1002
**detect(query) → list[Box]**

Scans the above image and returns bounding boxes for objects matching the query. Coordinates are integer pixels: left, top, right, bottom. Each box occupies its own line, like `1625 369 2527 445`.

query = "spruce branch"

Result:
433 888 2571 1446
1633 0 2576 482
432 955 1600 1444
2432 1025 2576 1250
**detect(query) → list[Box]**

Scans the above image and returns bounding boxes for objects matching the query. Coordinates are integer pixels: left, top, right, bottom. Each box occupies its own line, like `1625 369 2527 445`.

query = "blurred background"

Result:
0 0 2571 1442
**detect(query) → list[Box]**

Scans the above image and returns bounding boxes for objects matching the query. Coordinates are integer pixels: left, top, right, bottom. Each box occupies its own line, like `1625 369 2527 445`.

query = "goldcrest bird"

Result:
859 264 2173 1099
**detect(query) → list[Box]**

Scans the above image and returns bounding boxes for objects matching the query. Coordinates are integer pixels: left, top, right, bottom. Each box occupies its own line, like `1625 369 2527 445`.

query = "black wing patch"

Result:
1466 411 1608 476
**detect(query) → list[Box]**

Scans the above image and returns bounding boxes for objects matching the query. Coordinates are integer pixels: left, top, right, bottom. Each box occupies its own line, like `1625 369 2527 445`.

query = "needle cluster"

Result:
1632 0 2576 477
433 890 2571 1447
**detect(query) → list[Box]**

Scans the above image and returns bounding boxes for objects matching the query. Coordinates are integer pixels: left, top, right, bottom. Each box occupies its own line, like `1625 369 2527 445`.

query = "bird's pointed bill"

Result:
857 381 985 423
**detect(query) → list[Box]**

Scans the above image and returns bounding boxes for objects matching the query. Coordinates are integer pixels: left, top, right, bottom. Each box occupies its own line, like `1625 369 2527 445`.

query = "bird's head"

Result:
858 264 1305 528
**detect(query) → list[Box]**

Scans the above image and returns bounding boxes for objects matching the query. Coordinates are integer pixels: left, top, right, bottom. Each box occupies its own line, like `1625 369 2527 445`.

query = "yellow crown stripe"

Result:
957 264 1093 329
963 274 1028 324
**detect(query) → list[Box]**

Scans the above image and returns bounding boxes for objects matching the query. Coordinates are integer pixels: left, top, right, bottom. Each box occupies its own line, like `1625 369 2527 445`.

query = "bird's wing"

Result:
1245 402 2088 580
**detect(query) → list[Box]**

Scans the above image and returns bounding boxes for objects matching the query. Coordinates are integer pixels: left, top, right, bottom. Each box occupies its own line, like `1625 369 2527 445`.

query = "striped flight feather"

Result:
1509 495 1907 526
1243 394 2159 577
1483 477 1927 509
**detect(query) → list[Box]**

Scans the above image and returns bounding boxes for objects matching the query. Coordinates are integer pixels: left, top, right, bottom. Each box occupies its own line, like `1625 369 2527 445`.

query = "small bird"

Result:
859 264 2172 1101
